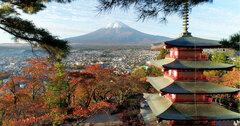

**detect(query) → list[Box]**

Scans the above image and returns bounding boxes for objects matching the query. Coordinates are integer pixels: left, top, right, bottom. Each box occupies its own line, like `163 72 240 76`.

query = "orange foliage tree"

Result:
220 70 240 88
0 59 144 125
0 59 54 125
210 70 240 111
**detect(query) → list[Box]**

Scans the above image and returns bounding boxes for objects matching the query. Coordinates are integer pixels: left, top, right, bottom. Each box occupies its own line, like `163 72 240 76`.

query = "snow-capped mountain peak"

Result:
104 21 129 29
65 21 171 45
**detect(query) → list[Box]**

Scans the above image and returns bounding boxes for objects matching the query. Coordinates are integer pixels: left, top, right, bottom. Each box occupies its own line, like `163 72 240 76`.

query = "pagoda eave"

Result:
147 76 240 94
160 90 240 95
164 36 222 48
144 93 240 121
162 66 234 71
164 43 222 48
151 36 223 49
149 59 235 70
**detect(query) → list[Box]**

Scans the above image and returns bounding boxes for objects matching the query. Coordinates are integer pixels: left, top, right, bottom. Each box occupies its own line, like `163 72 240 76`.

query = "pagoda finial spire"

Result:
181 0 192 37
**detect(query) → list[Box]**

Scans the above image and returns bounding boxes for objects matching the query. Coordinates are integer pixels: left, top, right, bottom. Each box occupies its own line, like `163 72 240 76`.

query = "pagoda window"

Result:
171 94 176 100
170 50 173 57
173 70 178 78
169 70 172 76
174 50 179 57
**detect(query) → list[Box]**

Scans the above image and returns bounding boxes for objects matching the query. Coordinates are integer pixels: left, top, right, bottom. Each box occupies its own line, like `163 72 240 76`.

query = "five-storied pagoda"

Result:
141 1 240 126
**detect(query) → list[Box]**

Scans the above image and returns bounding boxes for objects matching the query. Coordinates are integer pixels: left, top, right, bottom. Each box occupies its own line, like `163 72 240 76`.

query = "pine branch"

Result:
97 0 213 22
0 15 70 60
1 0 74 13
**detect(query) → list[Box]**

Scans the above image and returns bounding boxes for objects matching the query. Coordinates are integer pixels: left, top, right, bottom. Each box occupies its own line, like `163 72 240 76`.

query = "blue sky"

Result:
0 0 239 43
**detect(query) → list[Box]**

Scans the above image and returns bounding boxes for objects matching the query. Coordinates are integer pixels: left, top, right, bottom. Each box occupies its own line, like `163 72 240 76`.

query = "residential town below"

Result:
0 47 159 77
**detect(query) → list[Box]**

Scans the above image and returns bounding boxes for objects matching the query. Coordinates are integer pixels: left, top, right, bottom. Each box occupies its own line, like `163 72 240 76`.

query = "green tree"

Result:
0 1 71 60
131 68 146 78
207 50 229 79
217 51 228 63
225 49 236 57
220 32 240 51
47 62 69 109
146 66 162 76
203 70 227 80
97 0 212 22
211 50 229 63
211 49 218 62
157 49 169 60
234 56 240 69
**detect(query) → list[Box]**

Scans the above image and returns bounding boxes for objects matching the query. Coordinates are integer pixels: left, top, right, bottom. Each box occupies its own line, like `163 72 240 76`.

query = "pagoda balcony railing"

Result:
164 93 213 103
165 54 209 60
177 76 208 80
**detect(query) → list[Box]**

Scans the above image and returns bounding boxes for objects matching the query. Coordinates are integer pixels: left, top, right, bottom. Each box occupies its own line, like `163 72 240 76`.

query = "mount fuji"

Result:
65 21 170 45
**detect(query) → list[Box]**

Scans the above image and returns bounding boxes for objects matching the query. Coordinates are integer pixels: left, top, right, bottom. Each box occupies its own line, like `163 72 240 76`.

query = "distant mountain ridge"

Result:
65 21 170 45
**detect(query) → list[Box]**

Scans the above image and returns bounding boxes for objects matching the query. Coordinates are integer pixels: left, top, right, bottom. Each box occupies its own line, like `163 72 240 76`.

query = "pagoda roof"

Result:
140 108 157 124
152 36 222 49
149 59 235 70
140 108 170 125
147 76 239 94
144 93 240 121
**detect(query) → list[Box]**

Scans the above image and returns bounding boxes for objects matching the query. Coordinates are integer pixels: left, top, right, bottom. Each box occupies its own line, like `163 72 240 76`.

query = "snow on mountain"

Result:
104 21 129 29
65 21 170 45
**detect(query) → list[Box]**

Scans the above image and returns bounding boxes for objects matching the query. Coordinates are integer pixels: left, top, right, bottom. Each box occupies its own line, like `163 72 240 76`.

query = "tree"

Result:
131 68 146 78
68 65 144 107
234 56 240 69
146 66 162 76
214 70 240 111
0 59 146 125
18 58 55 101
211 49 218 62
0 59 55 125
0 61 114 125
220 32 240 51
0 1 71 60
204 50 229 80
211 50 229 63
157 49 169 60
97 0 212 22
220 70 240 89
217 51 228 63
1 76 20 105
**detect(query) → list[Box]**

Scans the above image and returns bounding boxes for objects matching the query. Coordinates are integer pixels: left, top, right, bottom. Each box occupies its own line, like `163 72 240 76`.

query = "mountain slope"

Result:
66 21 170 45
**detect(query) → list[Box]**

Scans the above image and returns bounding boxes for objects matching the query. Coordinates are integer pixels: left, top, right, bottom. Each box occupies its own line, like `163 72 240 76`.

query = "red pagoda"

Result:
141 1 240 126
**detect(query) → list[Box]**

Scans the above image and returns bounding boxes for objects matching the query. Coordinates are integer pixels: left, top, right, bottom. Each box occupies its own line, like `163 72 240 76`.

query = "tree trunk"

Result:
14 95 17 104
0 111 5 126
32 87 35 101
67 93 71 107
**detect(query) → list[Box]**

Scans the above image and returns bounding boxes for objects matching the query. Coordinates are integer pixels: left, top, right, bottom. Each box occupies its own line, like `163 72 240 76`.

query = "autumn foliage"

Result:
206 70 240 111
0 58 143 125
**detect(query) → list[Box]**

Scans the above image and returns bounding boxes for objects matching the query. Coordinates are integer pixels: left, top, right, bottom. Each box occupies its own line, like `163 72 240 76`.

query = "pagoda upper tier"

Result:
151 35 222 49
149 58 235 70
147 76 239 94
143 93 240 121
